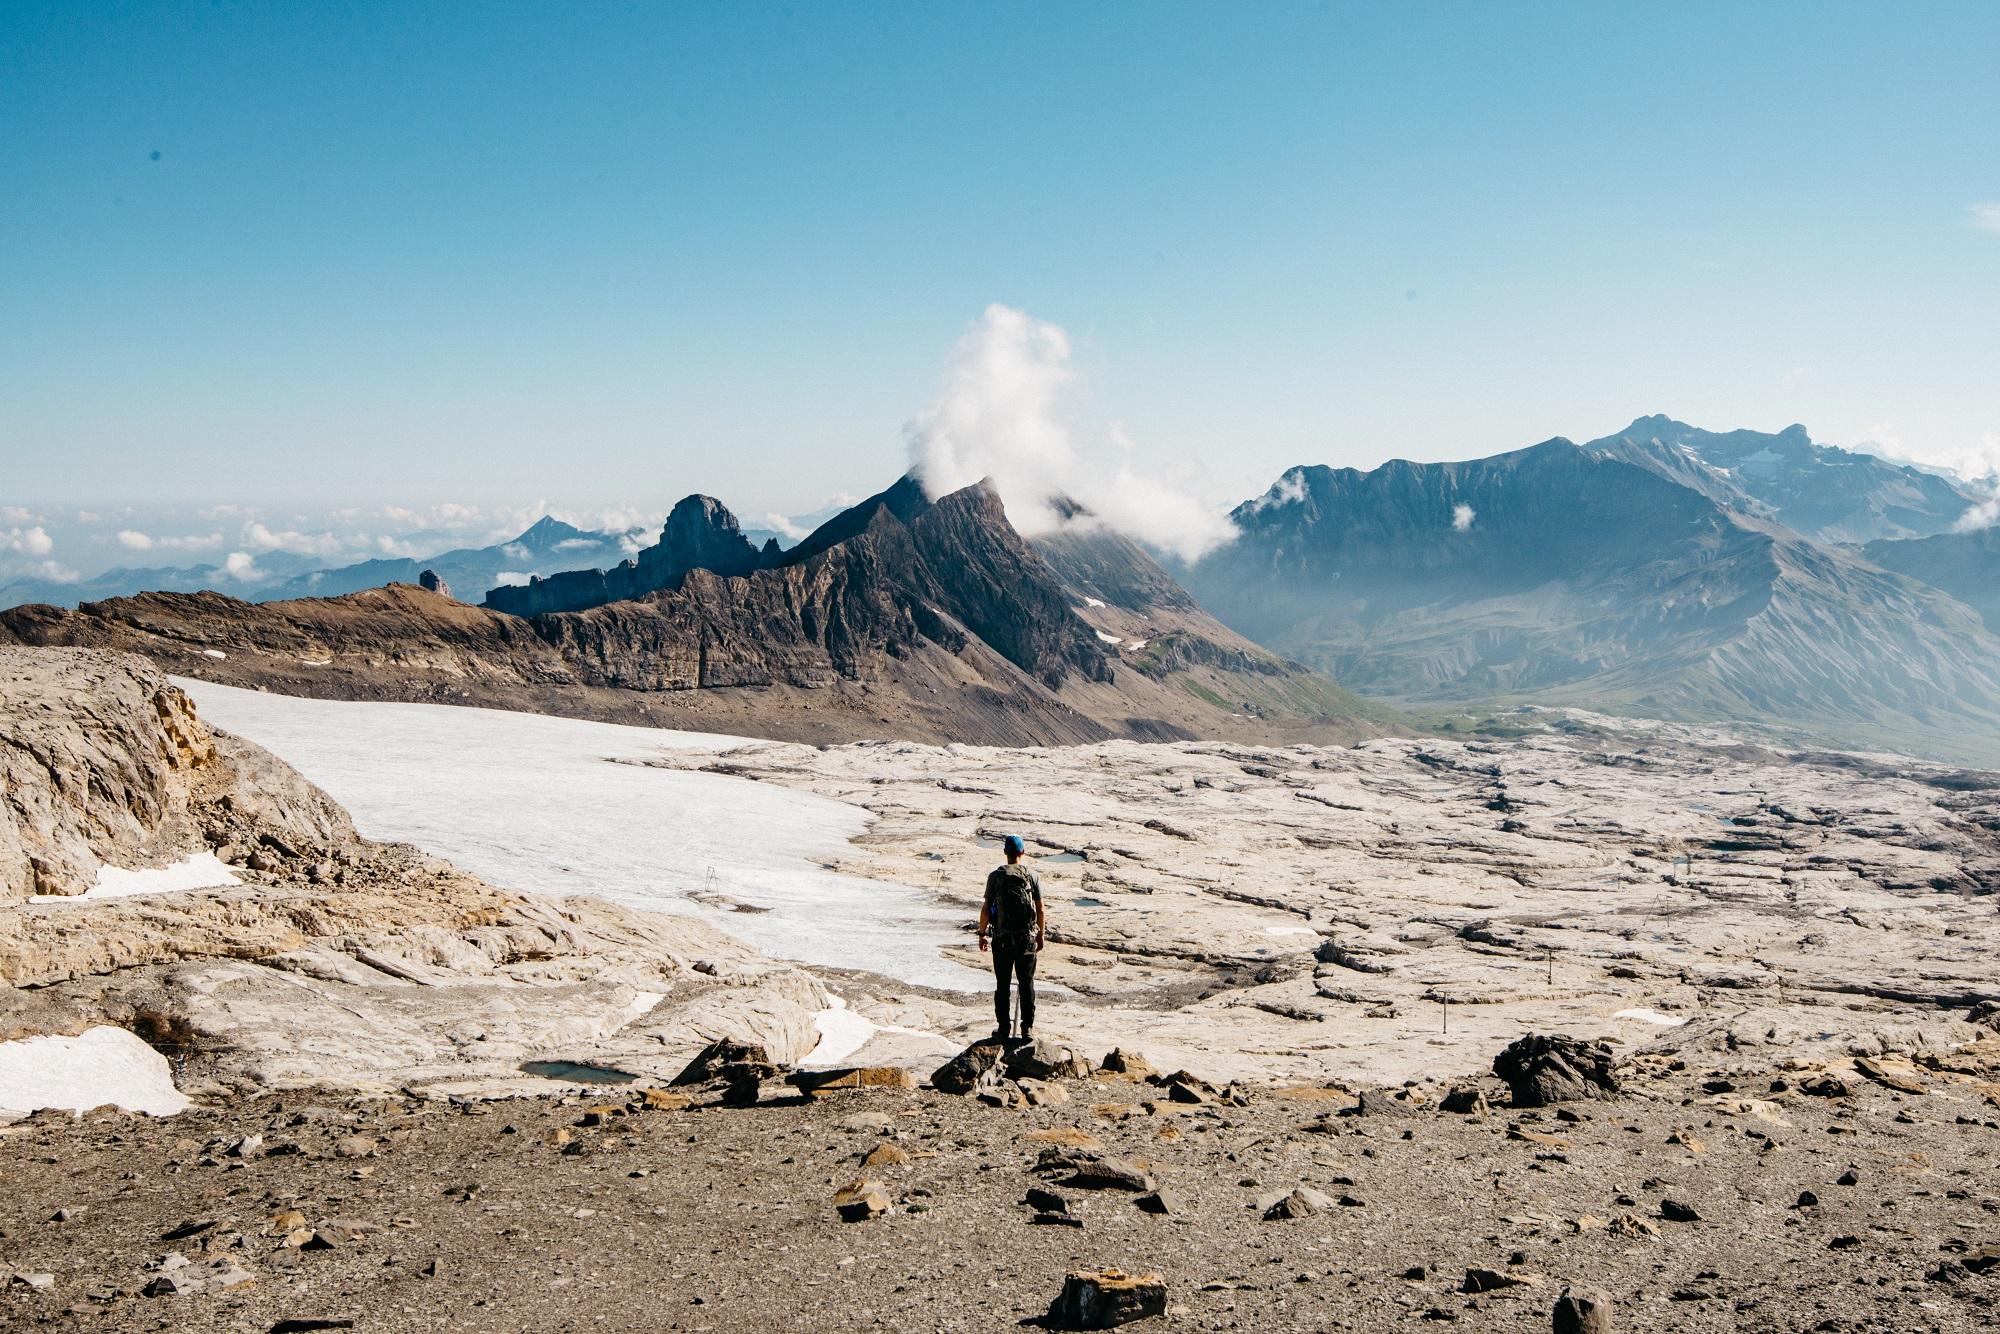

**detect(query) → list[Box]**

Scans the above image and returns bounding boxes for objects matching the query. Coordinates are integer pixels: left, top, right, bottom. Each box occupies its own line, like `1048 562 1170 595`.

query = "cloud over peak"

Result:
906 304 1238 563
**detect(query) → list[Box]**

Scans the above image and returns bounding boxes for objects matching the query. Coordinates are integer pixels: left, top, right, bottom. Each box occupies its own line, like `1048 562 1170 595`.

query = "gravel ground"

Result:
3 1057 1998 1333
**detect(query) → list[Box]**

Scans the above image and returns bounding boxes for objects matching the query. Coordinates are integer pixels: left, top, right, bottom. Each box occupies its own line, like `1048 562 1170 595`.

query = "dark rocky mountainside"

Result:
1593 415 1983 543
1866 523 2000 634
1183 436 2000 765
483 497 779 616
0 479 1379 749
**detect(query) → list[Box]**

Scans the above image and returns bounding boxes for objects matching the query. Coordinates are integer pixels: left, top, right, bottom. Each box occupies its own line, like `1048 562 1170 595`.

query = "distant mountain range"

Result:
259 516 637 602
8 414 1996 760
0 517 640 611
0 477 1378 748
1597 415 1982 544
1181 418 2000 765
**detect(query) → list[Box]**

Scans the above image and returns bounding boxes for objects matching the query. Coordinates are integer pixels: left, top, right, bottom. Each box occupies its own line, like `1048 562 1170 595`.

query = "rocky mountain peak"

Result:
513 515 589 550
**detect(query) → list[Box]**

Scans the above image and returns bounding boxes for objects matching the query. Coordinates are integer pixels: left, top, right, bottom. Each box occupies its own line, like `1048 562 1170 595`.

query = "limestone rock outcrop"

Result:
0 649 344 900
0 647 829 1105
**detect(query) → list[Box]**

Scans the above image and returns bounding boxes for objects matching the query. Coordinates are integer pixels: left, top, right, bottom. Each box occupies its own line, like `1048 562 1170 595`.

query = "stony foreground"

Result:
3 1051 1999 1333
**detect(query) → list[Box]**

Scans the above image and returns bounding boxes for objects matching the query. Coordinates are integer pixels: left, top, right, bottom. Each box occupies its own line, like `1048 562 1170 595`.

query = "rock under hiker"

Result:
978 834 1046 1043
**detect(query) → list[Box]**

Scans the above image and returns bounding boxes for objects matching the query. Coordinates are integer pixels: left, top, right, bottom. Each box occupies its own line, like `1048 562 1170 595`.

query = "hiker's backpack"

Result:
988 865 1039 948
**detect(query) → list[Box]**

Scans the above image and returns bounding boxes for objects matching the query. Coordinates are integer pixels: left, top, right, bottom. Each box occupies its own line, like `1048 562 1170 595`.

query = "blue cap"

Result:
1002 834 1026 856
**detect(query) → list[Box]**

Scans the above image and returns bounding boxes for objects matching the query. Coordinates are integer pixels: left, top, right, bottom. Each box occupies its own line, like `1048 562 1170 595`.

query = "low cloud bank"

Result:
905 305 1238 563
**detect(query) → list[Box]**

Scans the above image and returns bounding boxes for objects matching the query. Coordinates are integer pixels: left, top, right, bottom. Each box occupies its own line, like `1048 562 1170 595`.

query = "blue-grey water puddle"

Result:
520 1060 638 1085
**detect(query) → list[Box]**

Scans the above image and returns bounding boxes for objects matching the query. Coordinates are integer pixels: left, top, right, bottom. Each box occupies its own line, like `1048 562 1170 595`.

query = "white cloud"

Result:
155 532 224 553
0 506 39 524
757 512 813 542
1970 202 2000 235
374 534 429 558
1858 423 2000 487
116 529 154 550
2 526 55 556
222 551 264 581
905 304 1238 562
1955 495 2000 533
1452 503 1477 532
241 521 352 557
1247 468 1309 513
492 571 533 587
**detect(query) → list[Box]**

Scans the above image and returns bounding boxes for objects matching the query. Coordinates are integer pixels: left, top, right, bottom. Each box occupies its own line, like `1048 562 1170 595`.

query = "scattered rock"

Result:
1135 1190 1180 1215
1552 1286 1612 1334
1018 1078 1071 1107
1264 1187 1336 1220
636 1088 693 1111
1048 1268 1168 1329
787 1066 918 1096
838 1111 896 1133
1855 1057 1926 1094
859 1143 909 1168
1658 1199 1701 1223
1005 1039 1092 1082
1026 1188 1069 1214
1493 1035 1620 1107
1099 1049 1159 1079
1439 1086 1490 1116
1463 1267 1534 1293
671 1038 778 1088
1064 1155 1158 1193
931 1040 1005 1095
142 1271 200 1297
833 1178 891 1222
1608 1213 1658 1239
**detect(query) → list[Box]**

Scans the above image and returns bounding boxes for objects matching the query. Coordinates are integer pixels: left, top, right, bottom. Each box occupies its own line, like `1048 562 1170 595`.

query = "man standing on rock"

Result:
978 835 1046 1044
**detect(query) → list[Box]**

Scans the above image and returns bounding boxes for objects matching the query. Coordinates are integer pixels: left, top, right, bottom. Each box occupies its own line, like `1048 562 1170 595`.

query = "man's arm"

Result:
1034 877 1046 949
977 899 991 953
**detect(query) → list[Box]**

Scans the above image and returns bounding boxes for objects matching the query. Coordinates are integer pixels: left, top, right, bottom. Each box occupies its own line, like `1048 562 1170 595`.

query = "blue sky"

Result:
5 1 1999 533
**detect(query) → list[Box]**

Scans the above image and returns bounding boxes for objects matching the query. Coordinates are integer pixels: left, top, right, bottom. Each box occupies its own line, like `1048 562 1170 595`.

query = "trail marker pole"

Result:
1441 997 1449 1034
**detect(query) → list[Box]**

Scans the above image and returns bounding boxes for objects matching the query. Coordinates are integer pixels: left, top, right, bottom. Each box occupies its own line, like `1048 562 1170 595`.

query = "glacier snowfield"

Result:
180 681 983 991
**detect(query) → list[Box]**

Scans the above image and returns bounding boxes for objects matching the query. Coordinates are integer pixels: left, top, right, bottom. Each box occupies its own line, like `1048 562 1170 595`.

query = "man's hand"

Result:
1036 931 1046 950
977 934 989 953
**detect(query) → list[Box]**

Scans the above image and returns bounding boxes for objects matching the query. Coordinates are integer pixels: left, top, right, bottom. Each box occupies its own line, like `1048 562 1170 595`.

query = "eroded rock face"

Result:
1493 1034 1620 1107
0 649 218 899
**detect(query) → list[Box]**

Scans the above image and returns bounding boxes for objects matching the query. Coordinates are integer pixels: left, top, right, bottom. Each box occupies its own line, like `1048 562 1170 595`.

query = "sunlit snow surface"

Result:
0 1027 192 1117
179 681 981 990
1613 1007 1688 1027
29 851 241 904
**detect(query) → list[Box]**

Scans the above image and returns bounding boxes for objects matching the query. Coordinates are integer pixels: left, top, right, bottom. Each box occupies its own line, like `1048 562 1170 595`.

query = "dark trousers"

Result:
992 941 1037 1036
